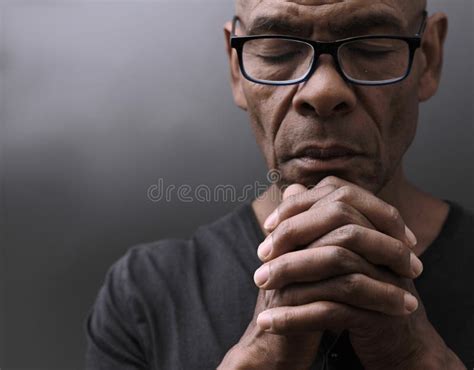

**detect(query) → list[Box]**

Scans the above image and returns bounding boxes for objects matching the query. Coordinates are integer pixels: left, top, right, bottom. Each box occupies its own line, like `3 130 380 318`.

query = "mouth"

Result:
282 145 364 172
296 146 360 160
292 155 359 169
287 144 363 160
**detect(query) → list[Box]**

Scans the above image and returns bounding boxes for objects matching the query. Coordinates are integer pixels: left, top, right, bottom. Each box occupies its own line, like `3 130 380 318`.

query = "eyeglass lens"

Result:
241 38 410 84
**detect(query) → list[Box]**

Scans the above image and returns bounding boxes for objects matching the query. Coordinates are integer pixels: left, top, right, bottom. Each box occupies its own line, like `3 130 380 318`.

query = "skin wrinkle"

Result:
247 85 298 170
233 0 429 194
222 2 460 367
236 0 427 34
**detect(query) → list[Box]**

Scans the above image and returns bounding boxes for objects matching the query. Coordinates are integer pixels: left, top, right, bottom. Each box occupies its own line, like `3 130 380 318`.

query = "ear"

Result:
417 12 448 102
224 21 248 111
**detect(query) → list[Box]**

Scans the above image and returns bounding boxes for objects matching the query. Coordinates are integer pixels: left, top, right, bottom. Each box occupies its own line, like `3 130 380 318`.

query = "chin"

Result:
275 160 385 195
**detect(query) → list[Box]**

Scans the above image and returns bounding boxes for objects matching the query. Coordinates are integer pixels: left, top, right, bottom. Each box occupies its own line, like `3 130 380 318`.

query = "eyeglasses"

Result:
230 11 427 86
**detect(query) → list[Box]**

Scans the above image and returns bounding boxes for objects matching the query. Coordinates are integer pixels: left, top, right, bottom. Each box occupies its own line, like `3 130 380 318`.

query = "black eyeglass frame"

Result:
230 11 428 86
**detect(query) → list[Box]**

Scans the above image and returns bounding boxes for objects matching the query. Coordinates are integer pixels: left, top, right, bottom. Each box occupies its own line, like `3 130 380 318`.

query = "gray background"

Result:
0 0 472 368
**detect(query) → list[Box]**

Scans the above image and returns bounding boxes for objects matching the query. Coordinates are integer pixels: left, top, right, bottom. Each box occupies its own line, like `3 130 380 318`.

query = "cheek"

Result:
361 83 419 156
352 83 419 192
245 84 274 125
386 84 419 157
243 83 295 166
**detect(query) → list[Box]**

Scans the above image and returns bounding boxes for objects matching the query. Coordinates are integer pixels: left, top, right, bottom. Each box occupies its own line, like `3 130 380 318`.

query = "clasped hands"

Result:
247 176 464 370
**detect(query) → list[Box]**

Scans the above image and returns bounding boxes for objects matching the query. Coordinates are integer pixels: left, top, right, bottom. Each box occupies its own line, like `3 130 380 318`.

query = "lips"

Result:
291 145 362 160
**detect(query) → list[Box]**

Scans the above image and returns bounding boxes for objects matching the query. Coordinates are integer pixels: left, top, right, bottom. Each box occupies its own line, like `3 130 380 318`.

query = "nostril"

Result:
334 102 349 112
299 102 316 116
301 102 313 111
298 101 349 117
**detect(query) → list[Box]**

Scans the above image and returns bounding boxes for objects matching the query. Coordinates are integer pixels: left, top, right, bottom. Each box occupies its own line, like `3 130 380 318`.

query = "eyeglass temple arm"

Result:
231 16 240 37
417 10 428 36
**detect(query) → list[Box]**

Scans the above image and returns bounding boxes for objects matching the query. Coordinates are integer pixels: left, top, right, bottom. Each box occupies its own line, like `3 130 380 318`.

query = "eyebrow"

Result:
246 17 312 37
246 10 406 38
329 11 406 37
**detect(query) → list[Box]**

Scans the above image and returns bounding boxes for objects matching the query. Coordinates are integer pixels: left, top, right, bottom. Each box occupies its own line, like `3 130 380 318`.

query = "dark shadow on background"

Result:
0 0 472 368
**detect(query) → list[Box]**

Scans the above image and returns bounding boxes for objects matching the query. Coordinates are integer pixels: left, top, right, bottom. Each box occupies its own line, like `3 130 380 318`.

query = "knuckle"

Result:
372 283 403 314
389 240 411 273
387 205 402 224
277 194 298 219
313 183 337 193
275 219 294 243
285 193 299 207
282 184 301 198
328 245 348 260
331 201 353 221
331 224 361 246
269 258 289 284
393 240 408 260
328 246 355 271
341 224 362 241
347 273 364 290
383 283 396 299
325 175 341 184
314 301 331 316
277 309 294 330
276 287 295 306
334 185 354 201
378 283 393 305
317 177 334 188
317 176 342 189
273 205 285 221
341 273 363 297
385 285 404 311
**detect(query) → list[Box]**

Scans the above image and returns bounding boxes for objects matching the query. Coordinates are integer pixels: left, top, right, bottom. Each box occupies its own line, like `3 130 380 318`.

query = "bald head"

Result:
235 0 428 24
236 0 427 9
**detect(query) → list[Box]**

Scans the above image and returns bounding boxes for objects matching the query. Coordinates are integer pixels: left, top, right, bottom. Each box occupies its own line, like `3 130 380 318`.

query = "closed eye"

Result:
258 51 302 63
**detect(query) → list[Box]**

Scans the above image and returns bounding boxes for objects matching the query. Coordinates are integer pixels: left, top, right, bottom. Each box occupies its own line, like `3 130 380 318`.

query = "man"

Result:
85 0 473 369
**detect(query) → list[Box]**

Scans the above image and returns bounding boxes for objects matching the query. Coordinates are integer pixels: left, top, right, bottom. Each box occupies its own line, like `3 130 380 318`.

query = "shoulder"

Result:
423 200 474 254
116 201 260 284
93 201 262 316
434 200 474 257
444 200 474 235
416 200 474 365
85 202 261 366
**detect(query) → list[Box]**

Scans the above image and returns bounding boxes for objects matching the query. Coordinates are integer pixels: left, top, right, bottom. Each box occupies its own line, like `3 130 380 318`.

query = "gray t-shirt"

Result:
85 199 474 369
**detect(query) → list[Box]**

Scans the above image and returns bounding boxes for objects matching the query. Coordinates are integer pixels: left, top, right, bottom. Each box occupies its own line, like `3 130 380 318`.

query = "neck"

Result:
377 164 411 215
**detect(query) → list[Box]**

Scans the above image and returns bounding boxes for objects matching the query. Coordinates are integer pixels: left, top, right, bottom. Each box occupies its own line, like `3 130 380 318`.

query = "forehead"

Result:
239 0 414 37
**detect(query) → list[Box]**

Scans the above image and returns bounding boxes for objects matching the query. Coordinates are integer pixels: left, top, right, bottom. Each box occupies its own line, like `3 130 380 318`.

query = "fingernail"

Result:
404 293 419 313
264 211 278 230
257 237 272 260
405 226 418 246
410 253 424 277
257 311 273 331
254 265 269 287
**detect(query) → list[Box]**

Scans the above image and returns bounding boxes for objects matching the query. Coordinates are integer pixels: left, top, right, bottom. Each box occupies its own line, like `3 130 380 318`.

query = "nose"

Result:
293 55 357 118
